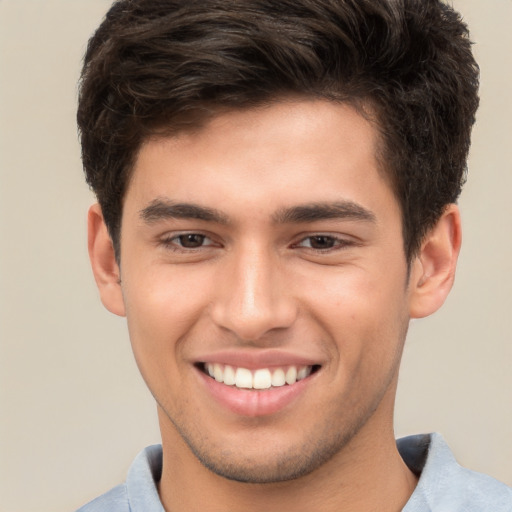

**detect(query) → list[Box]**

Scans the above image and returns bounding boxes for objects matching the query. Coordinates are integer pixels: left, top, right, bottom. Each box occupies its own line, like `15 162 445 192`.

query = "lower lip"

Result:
197 368 315 417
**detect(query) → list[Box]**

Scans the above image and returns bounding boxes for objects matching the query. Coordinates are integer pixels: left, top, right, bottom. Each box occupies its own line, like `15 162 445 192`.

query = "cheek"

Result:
306 261 407 317
121 265 213 369
314 274 408 417
303 263 409 363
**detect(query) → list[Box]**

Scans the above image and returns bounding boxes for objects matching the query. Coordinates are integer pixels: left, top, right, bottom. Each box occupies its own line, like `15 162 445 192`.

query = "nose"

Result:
210 245 298 342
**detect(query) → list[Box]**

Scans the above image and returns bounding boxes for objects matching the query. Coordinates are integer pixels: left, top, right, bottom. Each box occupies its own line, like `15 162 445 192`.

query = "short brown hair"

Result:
77 0 479 261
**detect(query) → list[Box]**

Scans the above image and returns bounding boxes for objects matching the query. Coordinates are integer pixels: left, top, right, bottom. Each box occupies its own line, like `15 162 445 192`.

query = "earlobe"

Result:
409 204 462 319
88 203 126 317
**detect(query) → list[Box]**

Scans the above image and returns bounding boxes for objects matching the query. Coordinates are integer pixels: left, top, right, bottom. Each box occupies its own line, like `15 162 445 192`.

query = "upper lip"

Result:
193 349 324 369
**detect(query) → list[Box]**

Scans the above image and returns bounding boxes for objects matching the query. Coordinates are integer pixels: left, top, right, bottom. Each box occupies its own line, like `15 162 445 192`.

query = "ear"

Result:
408 204 462 319
88 203 126 317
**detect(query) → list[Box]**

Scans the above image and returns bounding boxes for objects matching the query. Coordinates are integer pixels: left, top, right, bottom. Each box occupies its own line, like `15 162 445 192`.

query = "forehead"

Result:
126 99 398 223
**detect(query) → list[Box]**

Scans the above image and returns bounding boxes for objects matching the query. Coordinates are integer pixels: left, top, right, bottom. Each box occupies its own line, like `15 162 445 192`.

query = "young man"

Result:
77 0 511 510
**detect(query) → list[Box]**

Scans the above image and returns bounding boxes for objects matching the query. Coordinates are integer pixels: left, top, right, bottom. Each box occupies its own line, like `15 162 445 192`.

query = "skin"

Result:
89 99 461 512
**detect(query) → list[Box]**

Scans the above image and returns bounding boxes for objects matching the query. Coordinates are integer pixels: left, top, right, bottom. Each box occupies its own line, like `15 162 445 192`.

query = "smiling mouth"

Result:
198 363 321 390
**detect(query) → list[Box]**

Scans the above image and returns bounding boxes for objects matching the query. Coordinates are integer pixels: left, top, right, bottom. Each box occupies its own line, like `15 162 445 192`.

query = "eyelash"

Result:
160 232 217 251
293 234 354 251
159 232 354 253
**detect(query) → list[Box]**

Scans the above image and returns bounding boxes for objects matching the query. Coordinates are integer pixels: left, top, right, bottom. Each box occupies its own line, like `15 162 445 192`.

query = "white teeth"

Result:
213 363 223 382
253 369 272 389
235 367 253 388
204 363 315 389
223 365 236 386
285 366 297 385
297 366 311 380
271 368 286 387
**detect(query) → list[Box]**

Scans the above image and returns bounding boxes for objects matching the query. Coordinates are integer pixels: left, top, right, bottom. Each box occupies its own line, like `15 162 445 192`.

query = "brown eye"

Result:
307 236 337 249
177 234 206 248
295 235 353 251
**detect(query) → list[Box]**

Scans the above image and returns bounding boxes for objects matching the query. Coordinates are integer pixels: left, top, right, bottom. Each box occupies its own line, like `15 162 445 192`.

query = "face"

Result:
95 100 429 482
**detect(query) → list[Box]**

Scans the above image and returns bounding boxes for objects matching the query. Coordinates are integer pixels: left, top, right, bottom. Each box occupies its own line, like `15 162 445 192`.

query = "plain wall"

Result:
0 1 510 511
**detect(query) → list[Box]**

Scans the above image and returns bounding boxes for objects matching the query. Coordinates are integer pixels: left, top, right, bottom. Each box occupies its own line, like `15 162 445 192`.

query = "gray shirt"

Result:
76 433 512 511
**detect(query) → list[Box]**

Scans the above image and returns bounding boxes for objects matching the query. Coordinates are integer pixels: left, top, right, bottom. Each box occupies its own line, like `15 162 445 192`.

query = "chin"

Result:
179 423 355 484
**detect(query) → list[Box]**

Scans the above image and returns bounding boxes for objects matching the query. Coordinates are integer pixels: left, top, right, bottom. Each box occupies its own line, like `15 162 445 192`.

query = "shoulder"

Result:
448 464 512 510
74 444 164 512
75 484 129 512
400 433 512 511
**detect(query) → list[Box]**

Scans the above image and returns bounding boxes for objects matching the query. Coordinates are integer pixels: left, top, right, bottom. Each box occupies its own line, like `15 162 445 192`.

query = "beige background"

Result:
0 1 511 511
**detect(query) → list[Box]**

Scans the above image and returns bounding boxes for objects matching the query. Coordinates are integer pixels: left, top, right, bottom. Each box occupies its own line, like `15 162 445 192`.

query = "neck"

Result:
157 389 418 512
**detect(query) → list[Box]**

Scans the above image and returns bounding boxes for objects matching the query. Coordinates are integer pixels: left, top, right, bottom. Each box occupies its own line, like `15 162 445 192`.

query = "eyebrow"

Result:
139 198 376 226
140 199 230 225
273 201 376 224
